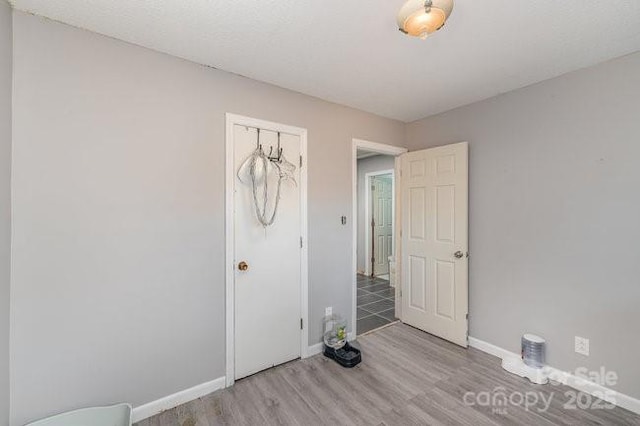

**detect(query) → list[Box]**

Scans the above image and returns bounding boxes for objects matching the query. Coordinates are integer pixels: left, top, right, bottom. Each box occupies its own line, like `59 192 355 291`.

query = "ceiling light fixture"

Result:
397 0 454 39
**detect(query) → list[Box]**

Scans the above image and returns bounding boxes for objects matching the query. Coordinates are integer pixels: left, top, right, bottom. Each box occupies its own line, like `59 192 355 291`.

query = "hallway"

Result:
357 274 397 335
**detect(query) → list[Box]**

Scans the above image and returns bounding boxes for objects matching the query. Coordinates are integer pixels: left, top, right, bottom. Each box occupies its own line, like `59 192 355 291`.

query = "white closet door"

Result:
233 125 302 379
400 142 469 347
372 175 393 276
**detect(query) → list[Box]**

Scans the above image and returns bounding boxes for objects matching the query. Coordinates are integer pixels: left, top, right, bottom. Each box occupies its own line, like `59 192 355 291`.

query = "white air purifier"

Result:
501 333 550 385
521 333 545 368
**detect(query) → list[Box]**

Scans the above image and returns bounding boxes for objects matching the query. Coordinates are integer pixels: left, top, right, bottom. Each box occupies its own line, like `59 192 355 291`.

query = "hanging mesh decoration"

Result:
237 129 297 227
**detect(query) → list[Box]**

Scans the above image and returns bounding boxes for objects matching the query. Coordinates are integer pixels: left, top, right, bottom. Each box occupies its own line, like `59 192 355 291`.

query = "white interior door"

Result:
372 175 393 276
233 125 302 379
400 142 468 347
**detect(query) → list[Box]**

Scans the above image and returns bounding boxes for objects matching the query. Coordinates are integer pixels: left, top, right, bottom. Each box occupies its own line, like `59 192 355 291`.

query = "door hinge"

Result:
300 318 304 329
300 155 303 168
300 236 303 248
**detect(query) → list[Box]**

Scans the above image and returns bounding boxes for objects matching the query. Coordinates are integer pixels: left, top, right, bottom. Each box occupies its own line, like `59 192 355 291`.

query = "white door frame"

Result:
352 139 407 337
364 169 395 277
226 113 309 387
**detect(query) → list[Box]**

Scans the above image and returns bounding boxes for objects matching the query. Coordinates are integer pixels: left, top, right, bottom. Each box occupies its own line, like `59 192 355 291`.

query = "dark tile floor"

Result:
357 274 398 335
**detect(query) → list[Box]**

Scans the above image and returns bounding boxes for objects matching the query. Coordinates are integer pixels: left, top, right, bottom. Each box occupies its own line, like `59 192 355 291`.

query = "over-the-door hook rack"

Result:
252 127 283 162
255 128 263 151
267 132 283 162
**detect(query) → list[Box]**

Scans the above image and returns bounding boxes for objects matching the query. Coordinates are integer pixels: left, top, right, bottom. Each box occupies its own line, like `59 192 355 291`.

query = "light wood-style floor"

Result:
137 324 640 425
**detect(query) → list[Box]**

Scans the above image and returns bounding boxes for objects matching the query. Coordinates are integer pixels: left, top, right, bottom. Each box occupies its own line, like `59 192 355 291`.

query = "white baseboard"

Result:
469 337 640 415
307 342 324 357
131 377 226 423
306 332 356 358
468 337 515 360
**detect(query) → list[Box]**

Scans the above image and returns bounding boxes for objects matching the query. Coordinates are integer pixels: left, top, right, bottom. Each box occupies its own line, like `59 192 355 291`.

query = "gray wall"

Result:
0 2 12 425
356 155 394 273
406 52 640 399
10 12 405 425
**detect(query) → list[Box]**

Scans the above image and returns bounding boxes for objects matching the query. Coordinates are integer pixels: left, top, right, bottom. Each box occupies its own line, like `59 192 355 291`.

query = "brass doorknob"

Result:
238 261 249 271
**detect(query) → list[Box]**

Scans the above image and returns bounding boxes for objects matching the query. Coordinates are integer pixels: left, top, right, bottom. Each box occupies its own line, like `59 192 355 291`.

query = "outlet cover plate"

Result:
575 336 590 356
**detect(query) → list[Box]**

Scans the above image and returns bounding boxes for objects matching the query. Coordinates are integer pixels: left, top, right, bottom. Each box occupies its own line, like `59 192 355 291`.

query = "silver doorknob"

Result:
454 251 464 259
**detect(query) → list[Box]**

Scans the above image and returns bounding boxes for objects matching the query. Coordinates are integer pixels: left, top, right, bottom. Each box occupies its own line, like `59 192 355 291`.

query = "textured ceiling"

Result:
10 0 640 122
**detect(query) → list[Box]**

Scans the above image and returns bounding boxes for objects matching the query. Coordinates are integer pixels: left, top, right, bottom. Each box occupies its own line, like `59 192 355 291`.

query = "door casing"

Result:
225 113 309 387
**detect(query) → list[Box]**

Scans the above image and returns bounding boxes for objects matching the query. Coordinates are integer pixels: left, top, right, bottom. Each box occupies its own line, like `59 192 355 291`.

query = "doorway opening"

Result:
364 170 394 280
352 139 407 336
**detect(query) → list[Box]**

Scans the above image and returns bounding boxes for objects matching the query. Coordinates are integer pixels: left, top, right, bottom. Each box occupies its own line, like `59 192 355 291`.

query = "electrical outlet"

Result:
575 336 590 356
325 307 332 316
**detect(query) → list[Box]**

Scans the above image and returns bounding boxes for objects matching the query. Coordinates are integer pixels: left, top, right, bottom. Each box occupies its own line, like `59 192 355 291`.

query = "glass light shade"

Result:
403 8 446 39
397 0 454 39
